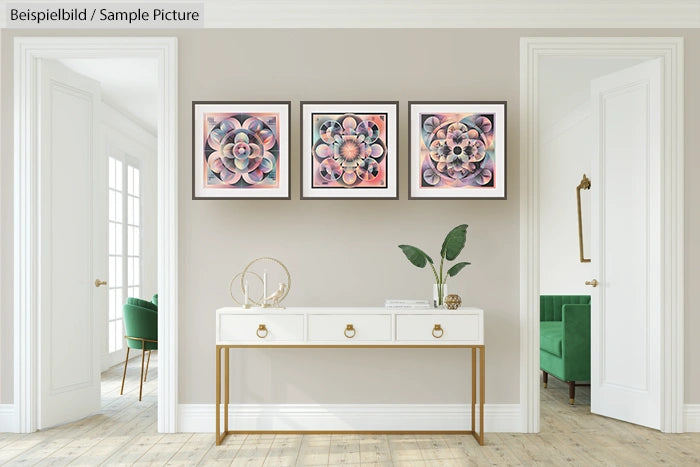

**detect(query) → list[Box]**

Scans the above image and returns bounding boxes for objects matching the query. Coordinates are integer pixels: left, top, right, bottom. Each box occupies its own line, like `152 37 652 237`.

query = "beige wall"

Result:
1 29 699 408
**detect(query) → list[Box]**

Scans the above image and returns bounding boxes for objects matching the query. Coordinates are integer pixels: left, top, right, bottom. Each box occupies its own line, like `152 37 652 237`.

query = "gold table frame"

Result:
215 344 485 446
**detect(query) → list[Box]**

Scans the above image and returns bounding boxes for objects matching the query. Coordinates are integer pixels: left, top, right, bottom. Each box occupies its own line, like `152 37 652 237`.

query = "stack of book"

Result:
385 299 431 309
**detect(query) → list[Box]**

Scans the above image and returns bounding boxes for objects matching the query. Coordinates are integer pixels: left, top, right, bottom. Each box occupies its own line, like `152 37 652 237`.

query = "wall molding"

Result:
13 36 178 433
519 37 685 433
0 404 16 432
685 405 700 432
178 403 522 433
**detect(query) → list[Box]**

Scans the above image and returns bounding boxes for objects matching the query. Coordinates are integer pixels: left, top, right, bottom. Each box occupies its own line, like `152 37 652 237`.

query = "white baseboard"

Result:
178 403 522 433
685 404 700 432
0 404 17 432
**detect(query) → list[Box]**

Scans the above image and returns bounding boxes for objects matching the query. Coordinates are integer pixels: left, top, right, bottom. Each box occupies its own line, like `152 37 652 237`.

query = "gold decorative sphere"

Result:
444 294 462 310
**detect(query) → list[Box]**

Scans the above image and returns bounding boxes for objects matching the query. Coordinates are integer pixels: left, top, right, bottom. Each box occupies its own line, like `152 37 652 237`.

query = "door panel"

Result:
590 59 661 429
39 60 103 428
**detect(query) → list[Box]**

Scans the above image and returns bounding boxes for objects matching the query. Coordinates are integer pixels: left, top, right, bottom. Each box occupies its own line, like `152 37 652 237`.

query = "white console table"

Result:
215 307 485 445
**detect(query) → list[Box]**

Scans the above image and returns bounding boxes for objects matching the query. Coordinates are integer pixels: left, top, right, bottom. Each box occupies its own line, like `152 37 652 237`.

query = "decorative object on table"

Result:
192 101 291 199
444 294 462 310
408 101 506 199
264 283 288 308
398 224 471 307
300 101 399 199
229 257 291 308
384 299 431 309
576 173 592 263
229 271 264 308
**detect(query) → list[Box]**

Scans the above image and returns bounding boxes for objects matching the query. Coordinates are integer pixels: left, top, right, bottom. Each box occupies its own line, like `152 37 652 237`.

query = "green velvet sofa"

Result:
540 295 591 404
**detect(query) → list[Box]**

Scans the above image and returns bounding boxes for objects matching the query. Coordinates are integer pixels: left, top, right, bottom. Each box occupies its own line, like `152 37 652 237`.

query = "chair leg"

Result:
144 350 151 382
120 347 130 395
569 381 575 405
542 370 548 388
139 342 146 401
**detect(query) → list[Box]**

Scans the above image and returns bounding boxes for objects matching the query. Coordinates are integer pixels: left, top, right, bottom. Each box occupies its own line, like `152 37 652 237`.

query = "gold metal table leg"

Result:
213 344 485 446
471 347 476 437
225 347 230 434
479 346 485 445
215 345 221 445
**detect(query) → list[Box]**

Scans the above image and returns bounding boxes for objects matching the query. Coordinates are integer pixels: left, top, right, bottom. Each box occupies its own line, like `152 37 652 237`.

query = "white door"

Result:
38 59 105 428
589 59 661 429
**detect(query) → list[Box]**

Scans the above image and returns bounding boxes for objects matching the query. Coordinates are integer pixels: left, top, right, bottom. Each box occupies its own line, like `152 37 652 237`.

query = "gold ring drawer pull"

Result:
256 324 268 339
344 324 356 339
432 324 444 339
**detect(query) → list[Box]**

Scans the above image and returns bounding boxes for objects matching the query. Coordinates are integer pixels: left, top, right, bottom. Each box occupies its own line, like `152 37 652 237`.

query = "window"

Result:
108 156 141 353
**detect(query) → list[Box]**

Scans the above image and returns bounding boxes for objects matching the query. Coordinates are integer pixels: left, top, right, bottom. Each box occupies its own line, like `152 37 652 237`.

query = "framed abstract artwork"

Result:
300 101 398 199
192 101 291 199
408 102 506 199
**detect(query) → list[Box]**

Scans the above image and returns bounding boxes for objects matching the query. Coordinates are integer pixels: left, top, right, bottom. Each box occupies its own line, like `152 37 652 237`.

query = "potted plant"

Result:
398 224 471 307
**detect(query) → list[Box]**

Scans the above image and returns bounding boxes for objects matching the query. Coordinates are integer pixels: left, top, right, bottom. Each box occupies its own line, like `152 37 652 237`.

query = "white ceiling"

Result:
58 58 158 135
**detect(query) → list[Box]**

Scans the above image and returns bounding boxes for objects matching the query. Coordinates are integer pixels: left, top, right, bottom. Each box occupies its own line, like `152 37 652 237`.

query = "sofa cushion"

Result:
540 321 563 357
540 295 591 321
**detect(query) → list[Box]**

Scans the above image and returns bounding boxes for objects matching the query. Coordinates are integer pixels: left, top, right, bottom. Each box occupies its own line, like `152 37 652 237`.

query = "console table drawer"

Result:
218 314 304 343
396 314 482 342
308 314 392 342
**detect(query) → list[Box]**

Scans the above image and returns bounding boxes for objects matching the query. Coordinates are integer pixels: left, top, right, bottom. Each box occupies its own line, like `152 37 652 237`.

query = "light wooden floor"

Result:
1 358 698 466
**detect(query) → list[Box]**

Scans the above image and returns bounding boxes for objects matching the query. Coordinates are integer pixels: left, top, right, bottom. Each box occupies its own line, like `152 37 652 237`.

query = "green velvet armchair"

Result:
540 295 591 404
121 300 158 401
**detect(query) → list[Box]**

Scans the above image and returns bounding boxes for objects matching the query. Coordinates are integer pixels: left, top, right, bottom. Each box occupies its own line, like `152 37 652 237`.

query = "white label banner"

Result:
6 3 204 28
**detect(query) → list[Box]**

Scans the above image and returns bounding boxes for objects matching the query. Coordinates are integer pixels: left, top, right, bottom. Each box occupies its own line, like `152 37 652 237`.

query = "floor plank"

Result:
2 359 700 466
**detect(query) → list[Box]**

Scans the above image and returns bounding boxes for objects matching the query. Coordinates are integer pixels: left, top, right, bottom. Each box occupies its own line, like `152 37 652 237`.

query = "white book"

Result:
384 300 429 305
385 302 431 309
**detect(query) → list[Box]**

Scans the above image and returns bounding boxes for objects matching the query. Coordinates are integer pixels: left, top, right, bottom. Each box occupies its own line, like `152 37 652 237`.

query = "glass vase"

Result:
433 283 448 308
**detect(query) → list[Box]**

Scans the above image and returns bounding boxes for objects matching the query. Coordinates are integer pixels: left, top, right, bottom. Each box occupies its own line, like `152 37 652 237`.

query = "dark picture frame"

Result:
192 101 291 200
300 101 399 200
408 101 507 200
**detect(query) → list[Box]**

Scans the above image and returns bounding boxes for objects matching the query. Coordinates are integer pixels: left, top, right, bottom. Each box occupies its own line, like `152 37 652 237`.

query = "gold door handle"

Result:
94 279 107 287
256 324 268 338
432 324 444 338
344 324 356 339
577 174 592 263
585 279 599 287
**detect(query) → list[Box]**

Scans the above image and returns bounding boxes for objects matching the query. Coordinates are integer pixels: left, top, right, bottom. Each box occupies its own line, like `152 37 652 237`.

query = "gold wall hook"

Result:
576 174 592 263
94 279 107 287
585 279 599 287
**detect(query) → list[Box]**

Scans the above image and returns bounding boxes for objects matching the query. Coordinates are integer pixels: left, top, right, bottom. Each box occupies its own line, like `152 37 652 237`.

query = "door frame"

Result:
13 36 179 433
519 37 684 433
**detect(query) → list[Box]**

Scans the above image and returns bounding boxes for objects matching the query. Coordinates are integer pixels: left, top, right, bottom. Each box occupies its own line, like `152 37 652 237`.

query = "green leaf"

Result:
447 261 471 277
440 224 468 261
398 245 434 268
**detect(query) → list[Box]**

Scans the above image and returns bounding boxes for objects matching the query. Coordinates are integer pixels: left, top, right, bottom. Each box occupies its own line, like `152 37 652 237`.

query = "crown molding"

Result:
1 0 699 29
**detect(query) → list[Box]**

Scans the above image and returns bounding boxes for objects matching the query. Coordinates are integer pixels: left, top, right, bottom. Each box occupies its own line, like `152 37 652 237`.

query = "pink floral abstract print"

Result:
419 112 495 189
203 112 281 189
311 113 388 189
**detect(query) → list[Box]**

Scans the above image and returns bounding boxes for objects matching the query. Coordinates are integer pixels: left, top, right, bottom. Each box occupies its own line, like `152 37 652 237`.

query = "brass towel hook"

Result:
576 174 591 263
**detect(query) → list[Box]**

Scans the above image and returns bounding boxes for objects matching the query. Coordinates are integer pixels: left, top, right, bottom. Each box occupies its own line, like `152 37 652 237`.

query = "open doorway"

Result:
538 55 652 421
13 37 178 434
520 37 685 434
35 56 158 427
